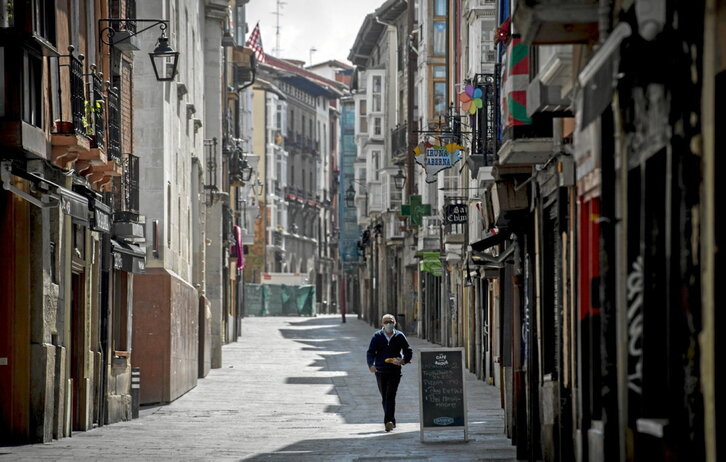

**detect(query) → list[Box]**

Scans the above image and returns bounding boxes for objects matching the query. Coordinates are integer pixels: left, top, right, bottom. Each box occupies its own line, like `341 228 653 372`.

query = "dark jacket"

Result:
366 329 413 372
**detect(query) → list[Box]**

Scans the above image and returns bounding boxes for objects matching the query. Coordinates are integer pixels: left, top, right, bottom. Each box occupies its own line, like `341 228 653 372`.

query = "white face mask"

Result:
383 323 394 333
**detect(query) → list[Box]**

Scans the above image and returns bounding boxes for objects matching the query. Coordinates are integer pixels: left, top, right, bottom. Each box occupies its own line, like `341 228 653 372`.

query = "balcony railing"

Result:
69 55 86 136
229 147 243 185
107 88 121 161
284 132 304 152
123 154 140 213
271 230 284 248
471 73 499 168
391 123 408 160
302 137 316 154
91 74 105 150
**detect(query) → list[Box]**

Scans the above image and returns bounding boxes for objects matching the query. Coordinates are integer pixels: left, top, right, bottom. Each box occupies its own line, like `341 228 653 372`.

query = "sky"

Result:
245 0 386 66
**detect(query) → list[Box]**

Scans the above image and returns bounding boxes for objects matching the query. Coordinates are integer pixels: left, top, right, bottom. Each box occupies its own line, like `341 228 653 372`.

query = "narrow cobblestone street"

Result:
1 316 515 461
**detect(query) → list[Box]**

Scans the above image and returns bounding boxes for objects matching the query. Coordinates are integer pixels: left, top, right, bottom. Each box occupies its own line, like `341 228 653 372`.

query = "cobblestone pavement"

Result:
0 315 515 461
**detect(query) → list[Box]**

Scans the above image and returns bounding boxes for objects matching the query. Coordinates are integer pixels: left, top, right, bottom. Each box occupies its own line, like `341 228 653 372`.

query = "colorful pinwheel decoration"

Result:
459 84 483 115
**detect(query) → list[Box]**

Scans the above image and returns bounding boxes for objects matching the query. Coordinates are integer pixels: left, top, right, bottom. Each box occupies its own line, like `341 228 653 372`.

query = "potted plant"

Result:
53 120 75 134
82 99 104 136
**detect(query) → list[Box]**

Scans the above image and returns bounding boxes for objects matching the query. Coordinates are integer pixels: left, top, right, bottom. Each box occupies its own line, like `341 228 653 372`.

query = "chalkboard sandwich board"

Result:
418 347 468 442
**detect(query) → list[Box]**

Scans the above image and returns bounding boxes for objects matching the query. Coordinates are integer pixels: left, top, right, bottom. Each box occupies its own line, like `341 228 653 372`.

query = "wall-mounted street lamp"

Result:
345 179 368 209
393 168 406 191
149 35 180 81
98 18 180 82
239 157 254 182
252 178 263 197
345 184 356 208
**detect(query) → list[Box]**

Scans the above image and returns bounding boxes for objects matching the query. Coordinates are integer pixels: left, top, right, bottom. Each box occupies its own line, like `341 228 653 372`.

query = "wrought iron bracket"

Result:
98 18 169 47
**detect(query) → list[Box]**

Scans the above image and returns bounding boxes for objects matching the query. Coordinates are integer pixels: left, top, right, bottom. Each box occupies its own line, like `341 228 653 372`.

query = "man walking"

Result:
366 314 413 432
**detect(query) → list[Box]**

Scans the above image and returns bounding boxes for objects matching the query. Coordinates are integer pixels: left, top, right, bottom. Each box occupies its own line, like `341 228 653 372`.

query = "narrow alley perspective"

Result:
0 316 515 461
1 0 723 461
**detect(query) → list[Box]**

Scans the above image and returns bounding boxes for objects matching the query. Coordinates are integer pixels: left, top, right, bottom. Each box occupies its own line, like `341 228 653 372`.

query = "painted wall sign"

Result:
413 142 464 183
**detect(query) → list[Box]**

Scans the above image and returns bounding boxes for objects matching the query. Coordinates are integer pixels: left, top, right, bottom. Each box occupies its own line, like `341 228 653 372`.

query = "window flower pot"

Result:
53 120 75 134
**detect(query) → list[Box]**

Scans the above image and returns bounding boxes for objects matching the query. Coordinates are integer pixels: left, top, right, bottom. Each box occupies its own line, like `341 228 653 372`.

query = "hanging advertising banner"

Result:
413 142 464 183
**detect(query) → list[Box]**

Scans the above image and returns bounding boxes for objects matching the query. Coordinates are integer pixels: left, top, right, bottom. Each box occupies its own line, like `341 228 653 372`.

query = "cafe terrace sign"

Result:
413 142 465 183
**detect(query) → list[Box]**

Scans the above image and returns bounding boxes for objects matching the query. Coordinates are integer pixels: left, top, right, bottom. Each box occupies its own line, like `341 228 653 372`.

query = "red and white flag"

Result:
245 22 265 63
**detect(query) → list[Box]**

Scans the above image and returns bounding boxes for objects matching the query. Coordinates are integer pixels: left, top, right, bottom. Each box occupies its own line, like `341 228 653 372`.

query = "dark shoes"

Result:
385 421 394 432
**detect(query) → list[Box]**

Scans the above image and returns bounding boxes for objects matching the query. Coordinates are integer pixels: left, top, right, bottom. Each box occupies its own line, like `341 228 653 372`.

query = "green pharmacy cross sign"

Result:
400 195 431 227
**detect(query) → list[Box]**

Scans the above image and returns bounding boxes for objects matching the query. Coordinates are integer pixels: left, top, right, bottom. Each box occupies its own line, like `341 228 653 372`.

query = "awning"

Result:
56 187 89 224
111 239 146 274
2 163 89 224
577 23 632 130
470 229 511 252
469 243 517 271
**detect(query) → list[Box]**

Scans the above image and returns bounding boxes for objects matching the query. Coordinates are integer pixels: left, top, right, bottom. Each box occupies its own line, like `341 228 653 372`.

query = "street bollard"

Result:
131 367 140 419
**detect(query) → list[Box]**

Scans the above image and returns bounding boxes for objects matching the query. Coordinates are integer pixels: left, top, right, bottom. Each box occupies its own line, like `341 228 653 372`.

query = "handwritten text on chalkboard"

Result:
419 349 466 428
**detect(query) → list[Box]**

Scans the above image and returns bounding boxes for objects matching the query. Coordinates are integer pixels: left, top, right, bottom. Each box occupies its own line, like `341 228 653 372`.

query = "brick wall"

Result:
121 58 133 154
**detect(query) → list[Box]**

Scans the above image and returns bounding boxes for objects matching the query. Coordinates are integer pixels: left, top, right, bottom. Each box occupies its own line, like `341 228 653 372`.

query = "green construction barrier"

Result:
244 284 316 317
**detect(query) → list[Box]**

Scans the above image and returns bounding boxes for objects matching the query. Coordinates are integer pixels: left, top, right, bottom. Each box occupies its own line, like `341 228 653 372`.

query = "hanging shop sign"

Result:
90 199 112 233
400 195 432 227
444 203 468 225
413 142 464 183
419 251 443 276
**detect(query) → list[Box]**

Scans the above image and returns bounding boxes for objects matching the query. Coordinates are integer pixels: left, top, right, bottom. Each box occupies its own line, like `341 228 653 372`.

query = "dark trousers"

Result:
375 371 401 424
